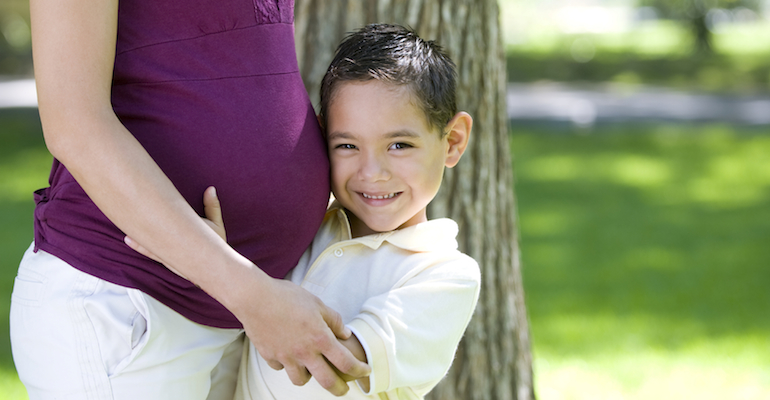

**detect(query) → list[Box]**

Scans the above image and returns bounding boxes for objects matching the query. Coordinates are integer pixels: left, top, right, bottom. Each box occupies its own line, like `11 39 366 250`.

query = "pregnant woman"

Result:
10 1 368 398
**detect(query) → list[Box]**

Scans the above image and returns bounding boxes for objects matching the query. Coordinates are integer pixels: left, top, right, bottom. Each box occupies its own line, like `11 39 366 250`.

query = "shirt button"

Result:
333 249 344 257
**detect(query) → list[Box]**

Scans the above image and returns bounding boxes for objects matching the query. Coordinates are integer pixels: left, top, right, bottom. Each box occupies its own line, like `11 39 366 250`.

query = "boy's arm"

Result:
346 259 480 396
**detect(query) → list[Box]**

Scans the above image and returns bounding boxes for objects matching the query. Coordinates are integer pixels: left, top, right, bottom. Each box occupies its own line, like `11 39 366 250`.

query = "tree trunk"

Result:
294 2 534 399
689 13 712 55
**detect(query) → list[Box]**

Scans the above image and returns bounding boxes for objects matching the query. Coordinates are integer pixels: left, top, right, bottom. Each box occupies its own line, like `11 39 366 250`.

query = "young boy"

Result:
235 23 479 399
129 23 479 399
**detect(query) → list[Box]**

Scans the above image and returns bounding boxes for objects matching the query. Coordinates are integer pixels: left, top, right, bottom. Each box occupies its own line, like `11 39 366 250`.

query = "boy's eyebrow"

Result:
384 130 421 139
327 130 422 141
327 131 354 141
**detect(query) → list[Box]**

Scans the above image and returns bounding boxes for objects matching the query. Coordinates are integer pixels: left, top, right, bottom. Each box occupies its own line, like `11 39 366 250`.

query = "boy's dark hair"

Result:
319 23 457 134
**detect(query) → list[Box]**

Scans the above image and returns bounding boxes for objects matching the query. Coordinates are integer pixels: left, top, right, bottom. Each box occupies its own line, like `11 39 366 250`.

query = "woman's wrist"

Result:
201 251 270 317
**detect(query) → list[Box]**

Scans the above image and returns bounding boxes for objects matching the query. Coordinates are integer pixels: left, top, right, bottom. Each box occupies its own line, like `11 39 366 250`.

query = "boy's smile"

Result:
325 81 457 238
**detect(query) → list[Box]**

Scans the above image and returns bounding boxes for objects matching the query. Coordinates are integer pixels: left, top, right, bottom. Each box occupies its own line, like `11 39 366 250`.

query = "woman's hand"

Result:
124 187 371 394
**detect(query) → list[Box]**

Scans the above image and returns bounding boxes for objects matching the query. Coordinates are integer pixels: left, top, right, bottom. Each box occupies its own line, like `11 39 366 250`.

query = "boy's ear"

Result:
443 112 472 168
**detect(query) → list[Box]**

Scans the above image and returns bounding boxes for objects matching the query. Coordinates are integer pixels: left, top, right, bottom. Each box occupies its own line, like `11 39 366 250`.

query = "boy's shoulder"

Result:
315 206 479 283
385 217 480 280
377 217 459 252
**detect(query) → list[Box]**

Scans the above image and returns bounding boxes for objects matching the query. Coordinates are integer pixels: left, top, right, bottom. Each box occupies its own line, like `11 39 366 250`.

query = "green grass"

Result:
2 109 770 399
511 123 770 399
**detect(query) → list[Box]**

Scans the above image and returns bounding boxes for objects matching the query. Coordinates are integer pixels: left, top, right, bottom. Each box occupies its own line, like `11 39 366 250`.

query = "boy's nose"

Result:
359 152 390 182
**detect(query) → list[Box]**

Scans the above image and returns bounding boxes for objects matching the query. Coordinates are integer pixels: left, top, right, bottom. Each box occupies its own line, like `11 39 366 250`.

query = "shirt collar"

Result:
327 202 459 253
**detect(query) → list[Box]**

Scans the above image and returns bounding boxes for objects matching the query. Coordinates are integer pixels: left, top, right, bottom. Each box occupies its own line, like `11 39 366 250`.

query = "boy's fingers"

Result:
123 236 162 263
202 186 227 241
203 186 223 226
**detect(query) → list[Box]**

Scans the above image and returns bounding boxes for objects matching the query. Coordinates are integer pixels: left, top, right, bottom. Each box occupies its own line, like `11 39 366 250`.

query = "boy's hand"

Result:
199 186 226 241
124 186 226 266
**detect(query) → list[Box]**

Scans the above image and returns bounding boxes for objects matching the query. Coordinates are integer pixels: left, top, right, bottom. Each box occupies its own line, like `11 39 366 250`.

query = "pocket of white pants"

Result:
111 288 151 377
130 308 148 349
11 269 45 307
83 282 150 377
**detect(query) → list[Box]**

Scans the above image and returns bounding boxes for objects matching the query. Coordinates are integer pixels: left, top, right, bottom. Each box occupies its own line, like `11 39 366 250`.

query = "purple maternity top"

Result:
32 0 330 328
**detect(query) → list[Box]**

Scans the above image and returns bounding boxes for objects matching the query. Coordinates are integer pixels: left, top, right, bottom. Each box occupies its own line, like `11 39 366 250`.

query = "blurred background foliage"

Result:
503 0 770 93
3 0 770 93
1 1 769 400
0 0 31 77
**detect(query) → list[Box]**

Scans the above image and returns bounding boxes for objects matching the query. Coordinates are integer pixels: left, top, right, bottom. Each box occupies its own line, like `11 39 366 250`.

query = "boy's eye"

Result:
389 142 413 150
335 143 357 150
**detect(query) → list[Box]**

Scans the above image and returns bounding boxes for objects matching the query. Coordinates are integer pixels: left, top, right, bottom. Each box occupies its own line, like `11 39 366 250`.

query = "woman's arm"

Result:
31 0 226 292
127 187 372 389
29 0 368 394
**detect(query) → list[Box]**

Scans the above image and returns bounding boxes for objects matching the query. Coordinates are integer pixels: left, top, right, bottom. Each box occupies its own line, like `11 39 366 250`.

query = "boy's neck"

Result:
347 212 378 238
344 208 429 238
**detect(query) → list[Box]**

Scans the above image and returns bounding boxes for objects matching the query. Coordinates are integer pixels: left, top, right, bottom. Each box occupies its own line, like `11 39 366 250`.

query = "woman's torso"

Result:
33 0 330 328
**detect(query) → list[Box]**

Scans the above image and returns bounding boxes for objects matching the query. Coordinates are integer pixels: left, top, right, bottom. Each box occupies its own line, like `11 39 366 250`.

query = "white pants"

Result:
10 244 245 400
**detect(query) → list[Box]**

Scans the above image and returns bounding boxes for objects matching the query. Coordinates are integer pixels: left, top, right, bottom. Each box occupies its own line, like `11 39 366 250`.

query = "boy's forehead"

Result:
328 80 429 124
325 83 445 142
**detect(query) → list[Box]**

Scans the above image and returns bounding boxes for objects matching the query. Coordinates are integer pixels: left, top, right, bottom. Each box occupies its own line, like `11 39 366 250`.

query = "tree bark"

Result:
294 2 534 399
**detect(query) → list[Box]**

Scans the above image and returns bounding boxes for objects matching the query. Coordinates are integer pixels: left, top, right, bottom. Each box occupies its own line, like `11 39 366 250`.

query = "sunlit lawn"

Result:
2 109 770 399
512 123 770 400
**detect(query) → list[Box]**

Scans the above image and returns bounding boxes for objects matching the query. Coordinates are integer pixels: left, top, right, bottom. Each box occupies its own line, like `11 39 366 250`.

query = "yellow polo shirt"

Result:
238 203 480 399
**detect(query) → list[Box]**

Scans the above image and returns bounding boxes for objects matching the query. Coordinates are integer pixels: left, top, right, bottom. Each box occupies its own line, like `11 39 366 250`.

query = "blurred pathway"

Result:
2 78 770 125
507 82 770 126
0 78 36 109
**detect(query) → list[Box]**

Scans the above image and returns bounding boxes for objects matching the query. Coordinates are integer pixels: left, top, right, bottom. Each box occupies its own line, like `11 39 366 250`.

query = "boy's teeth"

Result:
363 192 396 200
